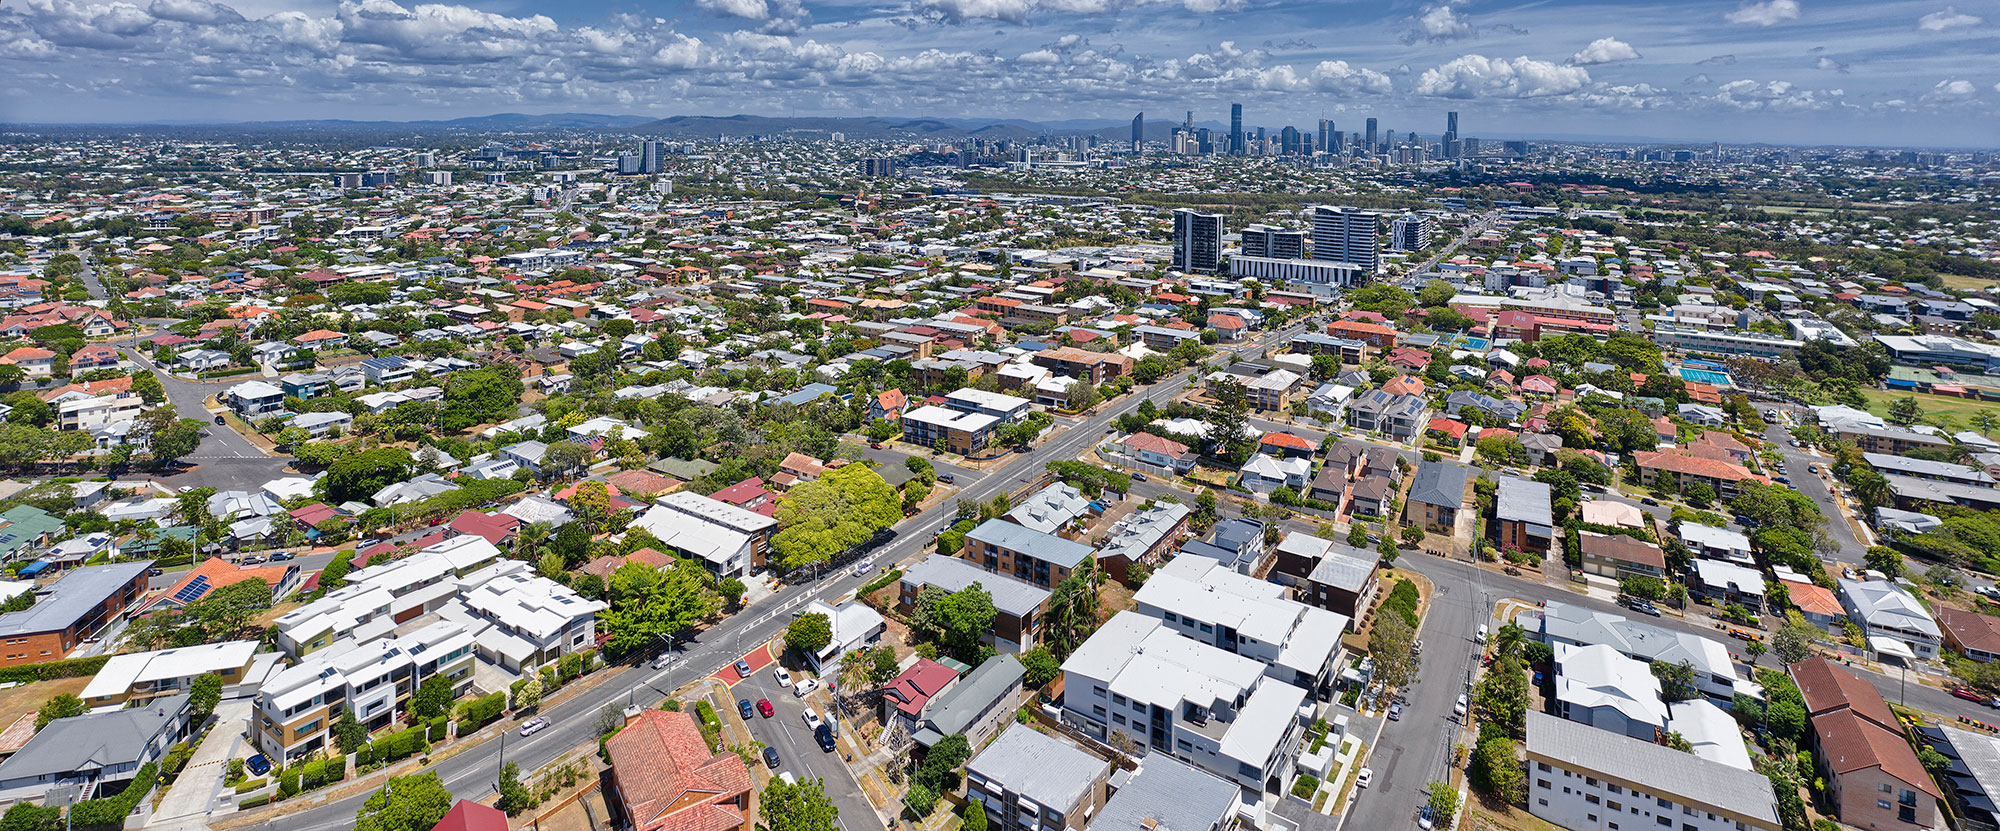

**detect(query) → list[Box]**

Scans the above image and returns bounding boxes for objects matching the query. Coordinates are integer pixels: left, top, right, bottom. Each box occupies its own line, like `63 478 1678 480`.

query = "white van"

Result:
778 772 798 786
1475 624 1488 644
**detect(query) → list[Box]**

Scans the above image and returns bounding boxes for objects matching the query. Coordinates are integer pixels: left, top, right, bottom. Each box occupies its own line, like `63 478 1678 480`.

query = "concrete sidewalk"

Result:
149 699 255 830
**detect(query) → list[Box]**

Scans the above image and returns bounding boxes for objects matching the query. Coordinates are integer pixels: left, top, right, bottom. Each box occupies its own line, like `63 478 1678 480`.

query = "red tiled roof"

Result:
150 556 289 610
1122 432 1191 457
1634 449 1766 484
1938 607 2000 657
604 710 752 831
1784 581 1842 618
447 511 520 545
1425 418 1468 439
431 800 508 831
1260 431 1315 451
884 658 957 717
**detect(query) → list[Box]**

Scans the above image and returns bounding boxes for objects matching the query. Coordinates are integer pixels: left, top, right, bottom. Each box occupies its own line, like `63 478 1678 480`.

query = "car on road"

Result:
1951 687 2000 707
1775 477 1790 485
270 552 294 561
772 666 793 687
1977 586 2000 600
1475 624 1488 643
241 555 265 565
869 441 883 449
802 708 824 732
213 415 226 425
795 678 819 698
1387 703 1402 721
762 746 781 769
1454 694 1468 718
148 568 164 577
738 698 755 719
519 717 548 737
734 659 753 678
652 652 672 670
1640 497 1660 506
853 561 872 577
757 699 774 718
937 473 955 484
1418 805 1436 830
1132 472 1148 483
1355 768 1372 789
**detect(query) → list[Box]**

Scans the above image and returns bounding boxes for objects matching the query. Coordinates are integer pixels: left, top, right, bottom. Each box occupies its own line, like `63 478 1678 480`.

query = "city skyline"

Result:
0 0 1996 146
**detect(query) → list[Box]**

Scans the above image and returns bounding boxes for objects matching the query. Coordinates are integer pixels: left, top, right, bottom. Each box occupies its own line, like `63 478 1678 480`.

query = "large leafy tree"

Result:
325 448 414 504
439 367 524 433
771 464 901 570
761 776 840 831
354 772 454 831
916 583 996 661
598 559 721 654
786 612 833 655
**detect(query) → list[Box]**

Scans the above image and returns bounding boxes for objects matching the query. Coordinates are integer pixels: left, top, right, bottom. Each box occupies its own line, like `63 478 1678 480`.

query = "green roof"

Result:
0 506 62 558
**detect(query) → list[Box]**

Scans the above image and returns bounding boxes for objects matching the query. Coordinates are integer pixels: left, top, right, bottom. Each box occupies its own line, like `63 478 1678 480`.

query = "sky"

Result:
2 0 1998 146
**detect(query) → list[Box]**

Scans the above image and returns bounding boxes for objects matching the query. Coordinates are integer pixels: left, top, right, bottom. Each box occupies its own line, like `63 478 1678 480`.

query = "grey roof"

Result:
965 519 1096 569
1005 483 1094 535
901 555 1050 617
0 561 151 638
1177 540 1250 570
0 693 187 782
924 654 1025 737
1526 711 1778 823
967 724 1111 810
1307 547 1376 592
1407 461 1469 509
1496 477 1553 526
1093 754 1240 831
1209 518 1264 555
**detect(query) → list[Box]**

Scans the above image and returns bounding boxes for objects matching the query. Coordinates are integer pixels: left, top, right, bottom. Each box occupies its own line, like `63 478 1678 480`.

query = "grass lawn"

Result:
1941 274 2000 292
1857 388 2000 430
0 676 91 735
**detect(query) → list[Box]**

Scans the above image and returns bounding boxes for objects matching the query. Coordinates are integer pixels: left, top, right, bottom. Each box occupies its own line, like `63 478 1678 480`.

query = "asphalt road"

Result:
257 329 1284 831
1760 415 1868 565
730 674 878 831
113 343 291 491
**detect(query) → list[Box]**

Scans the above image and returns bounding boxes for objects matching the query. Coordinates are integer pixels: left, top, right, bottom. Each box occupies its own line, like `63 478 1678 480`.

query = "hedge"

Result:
197 367 259 379
367 725 429 766
238 794 272 810
1381 579 1420 628
298 755 346 790
858 567 904 597
426 715 448 744
69 761 156 830
0 655 110 684
233 778 266 794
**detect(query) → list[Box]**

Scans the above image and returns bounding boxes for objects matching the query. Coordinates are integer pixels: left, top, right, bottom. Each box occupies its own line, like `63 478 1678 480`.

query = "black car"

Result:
213 415 226 425
738 698 755 719
762 746 781 769
814 724 836 752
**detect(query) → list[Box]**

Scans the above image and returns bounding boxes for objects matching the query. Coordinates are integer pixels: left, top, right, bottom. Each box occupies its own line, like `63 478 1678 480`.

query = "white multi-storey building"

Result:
1527 711 1780 831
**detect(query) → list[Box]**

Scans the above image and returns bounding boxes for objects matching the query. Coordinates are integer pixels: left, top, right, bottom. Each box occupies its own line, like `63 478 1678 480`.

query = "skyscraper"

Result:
1309 205 1384 273
1364 118 1379 154
1132 113 1144 152
1390 214 1431 252
1442 111 1460 159
1317 120 1333 155
1173 208 1225 274
640 139 662 174
1241 224 1308 260
1280 126 1300 155
1229 104 1245 157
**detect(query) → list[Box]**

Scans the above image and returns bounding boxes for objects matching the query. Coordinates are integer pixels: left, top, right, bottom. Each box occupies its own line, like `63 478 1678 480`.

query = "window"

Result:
1588 815 1597 824
1537 762 1552 773
1586 777 1598 787
1093 705 1105 717
1656 818 1670 827
1538 780 1551 790
1657 798 1671 810
1094 687 1107 698
1164 612 1178 623
1877 800 1891 811
1610 824 1619 830
1113 693 1127 705
1587 795 1601 805
1538 799 1548 807
1200 623 1213 633
1609 802 1621 812
1880 784 1893 794
1608 784 1623 795
1113 714 1126 725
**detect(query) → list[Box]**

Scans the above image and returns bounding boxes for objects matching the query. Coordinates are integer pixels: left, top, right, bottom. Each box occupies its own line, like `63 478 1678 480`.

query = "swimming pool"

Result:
1679 367 1732 385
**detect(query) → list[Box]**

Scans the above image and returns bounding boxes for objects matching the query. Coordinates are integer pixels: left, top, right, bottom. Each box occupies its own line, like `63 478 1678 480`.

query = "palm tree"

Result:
513 521 554 561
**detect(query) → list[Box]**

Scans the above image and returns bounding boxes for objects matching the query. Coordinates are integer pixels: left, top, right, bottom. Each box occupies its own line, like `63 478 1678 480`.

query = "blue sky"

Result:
1 0 1996 145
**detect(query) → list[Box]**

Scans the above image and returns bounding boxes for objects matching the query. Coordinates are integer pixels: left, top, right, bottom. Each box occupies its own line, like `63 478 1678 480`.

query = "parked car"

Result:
795 678 819 698
734 659 753 678
815 724 837 752
738 699 755 719
1976 586 2000 600
519 718 549 737
148 568 164 577
213 415 226 425
270 552 294 561
1418 805 1436 830
1132 472 1148 483
757 699 774 718
1387 703 1403 721
241 555 265 565
1355 768 1372 789
1454 694 1468 718
802 708 824 732
937 473 955 484
246 754 271 776
1475 625 1488 644
1954 687 1989 704
762 746 781 769
772 666 793 687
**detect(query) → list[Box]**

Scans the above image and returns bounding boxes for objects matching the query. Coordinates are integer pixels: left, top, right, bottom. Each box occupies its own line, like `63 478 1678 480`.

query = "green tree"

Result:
771 464 901 570
1887 396 1924 426
962 800 988 831
33 693 84 730
189 673 223 721
1347 522 1369 547
1772 621 1818 665
718 577 747 607
1864 546 1904 580
325 448 415 504
1020 646 1060 687
1426 780 1460 825
598 559 722 654
410 674 455 720
2 392 50 426
786 613 833 656
1472 730 1526 805
497 761 532 815
1683 481 1716 509
0 802 59 831
333 707 367 753
917 583 997 661
1041 561 1102 659
869 645 900 685
512 675 543 710
1767 698 1808 743
762 775 840 831
1651 660 1698 702
354 771 454 831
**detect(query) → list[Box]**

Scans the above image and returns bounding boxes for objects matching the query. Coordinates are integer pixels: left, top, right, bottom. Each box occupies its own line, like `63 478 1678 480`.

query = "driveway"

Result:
151 699 257 831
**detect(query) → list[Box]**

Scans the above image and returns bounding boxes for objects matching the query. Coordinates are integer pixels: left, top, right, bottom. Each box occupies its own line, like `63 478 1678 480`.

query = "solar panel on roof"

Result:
171 575 211 605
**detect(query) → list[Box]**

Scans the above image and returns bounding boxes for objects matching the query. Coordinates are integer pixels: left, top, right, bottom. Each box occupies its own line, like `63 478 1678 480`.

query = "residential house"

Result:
882 658 959 733
604 709 752 831
1792 656 1939 831
1494 477 1554 554
1938 607 2000 663
1407 462 1469 533
629 493 778 578
1839 578 1942 660
1577 532 1665 580
0 693 191 802
1346 389 1429 440
899 556 1049 651
964 726 1113 831
1690 559 1768 610
80 640 263 708
1121 432 1197 474
908 654 1025 754
1240 453 1311 493
1532 601 1747 702
224 379 286 418
1553 643 1667 741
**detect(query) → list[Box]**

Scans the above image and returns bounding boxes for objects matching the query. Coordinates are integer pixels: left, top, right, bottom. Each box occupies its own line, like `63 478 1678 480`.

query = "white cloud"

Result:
1725 0 1800 26
1307 60 1393 94
1917 6 1981 30
1813 56 1847 72
1415 54 1590 98
1930 78 1976 97
1569 37 1639 66
147 0 242 25
914 0 1031 23
1417 5 1473 39
696 0 768 20
1714 78 1836 111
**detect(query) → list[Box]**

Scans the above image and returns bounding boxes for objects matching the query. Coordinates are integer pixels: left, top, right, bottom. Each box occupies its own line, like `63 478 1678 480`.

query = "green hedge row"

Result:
69 762 156 830
457 691 507 736
0 655 110 684
238 794 271 810
277 755 346 798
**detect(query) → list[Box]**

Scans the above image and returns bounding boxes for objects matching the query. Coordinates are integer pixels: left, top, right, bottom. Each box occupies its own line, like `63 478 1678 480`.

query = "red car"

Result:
757 699 774 718
1954 687 1988 704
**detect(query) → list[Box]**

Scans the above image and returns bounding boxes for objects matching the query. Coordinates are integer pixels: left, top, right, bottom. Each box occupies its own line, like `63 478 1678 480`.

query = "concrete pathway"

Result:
148 699 255 830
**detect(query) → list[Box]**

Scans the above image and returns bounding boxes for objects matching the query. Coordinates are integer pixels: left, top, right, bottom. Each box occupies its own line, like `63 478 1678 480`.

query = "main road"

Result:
253 326 1295 831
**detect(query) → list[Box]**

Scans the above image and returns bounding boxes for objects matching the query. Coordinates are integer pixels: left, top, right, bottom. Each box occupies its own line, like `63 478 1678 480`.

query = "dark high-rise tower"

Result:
1318 119 1333 155
1173 208 1225 273
1365 118 1379 153
1442 111 1460 159
1229 103 1245 156
1132 113 1144 151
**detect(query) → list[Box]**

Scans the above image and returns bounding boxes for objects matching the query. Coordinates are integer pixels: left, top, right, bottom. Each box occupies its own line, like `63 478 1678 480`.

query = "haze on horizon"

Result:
2 0 1996 146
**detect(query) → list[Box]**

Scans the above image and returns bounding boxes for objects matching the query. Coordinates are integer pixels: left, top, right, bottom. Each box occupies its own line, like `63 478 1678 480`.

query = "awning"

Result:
1868 636 1917 660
